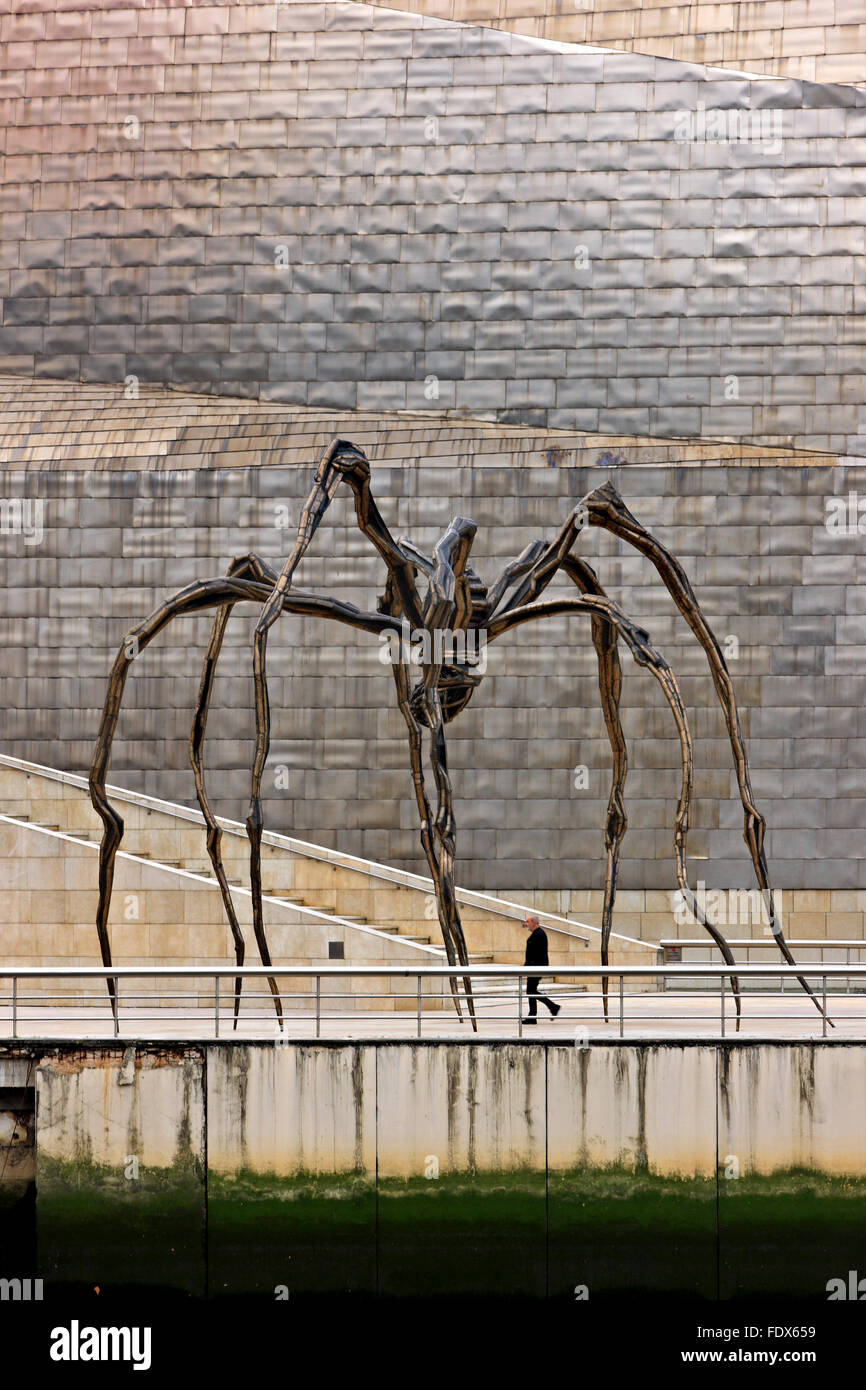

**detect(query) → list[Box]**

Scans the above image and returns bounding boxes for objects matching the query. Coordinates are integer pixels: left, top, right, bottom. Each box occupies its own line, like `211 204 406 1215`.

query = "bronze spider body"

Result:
90 439 826 1030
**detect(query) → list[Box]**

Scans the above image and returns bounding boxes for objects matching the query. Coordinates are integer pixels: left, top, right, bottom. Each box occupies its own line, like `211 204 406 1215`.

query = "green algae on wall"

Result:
208 1170 376 1297
549 1169 717 1300
720 1171 866 1300
37 1154 205 1295
377 1171 547 1298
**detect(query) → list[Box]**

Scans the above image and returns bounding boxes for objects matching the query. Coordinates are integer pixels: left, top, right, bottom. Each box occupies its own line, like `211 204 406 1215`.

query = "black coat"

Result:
524 927 549 968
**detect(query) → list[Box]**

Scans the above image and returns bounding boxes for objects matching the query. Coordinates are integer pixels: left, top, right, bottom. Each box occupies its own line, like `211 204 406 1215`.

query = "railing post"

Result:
11 978 16 1040
822 976 827 1039
114 979 119 1038
847 948 851 996
315 974 321 1039
619 973 624 1039
720 972 725 1039
518 974 523 1037
417 975 422 1038
214 975 220 1039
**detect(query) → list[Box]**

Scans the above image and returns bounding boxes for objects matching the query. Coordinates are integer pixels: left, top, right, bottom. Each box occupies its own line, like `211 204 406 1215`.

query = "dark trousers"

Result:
526 977 556 1016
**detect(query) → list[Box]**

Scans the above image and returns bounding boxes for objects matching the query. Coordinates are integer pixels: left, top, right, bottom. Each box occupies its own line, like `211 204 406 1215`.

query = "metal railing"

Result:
658 940 866 993
1 963 865 1040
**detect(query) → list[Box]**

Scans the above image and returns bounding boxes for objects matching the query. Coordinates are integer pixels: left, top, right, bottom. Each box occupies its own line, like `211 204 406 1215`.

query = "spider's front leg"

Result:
190 553 278 1029
245 439 371 1030
427 703 476 1030
91 547 390 1031
424 519 478 1028
488 593 744 1028
390 659 474 1027
488 519 629 1024
90 573 277 1021
384 537 477 1029
582 483 831 1025
565 556 628 1025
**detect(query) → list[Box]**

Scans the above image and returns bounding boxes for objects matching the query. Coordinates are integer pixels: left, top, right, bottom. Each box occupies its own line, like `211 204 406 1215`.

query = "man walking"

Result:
522 914 561 1024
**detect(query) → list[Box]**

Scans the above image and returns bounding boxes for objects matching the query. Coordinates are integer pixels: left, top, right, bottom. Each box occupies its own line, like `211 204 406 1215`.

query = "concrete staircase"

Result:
0 755 656 982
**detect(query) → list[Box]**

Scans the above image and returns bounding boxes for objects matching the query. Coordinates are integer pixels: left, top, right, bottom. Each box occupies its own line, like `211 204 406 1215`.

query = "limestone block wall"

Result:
0 823 448 1007
0 758 655 976
371 0 866 84
0 760 462 1007
3 754 866 954
0 0 865 453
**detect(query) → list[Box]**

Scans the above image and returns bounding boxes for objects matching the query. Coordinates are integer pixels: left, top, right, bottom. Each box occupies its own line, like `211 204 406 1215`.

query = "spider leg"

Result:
488 525 629 1021
335 457 480 1009
424 519 478 1028
91 573 389 1028
390 658 467 1024
250 438 471 1019
486 540 547 614
488 593 744 1028
246 584 393 1029
581 483 830 1025
563 555 628 1025
90 575 276 1023
489 522 628 1020
190 554 279 1029
382 528 477 1030
245 440 372 1029
428 706 475 1030
346 469 425 631
248 607 286 1028
246 438 427 1029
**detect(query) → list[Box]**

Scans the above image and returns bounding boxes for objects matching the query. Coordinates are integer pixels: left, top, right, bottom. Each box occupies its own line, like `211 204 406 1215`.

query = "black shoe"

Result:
550 1003 561 1017
521 1017 537 1025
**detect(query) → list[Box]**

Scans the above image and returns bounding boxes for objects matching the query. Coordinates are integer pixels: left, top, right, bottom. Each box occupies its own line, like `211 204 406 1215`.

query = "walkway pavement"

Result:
0 991 860 1042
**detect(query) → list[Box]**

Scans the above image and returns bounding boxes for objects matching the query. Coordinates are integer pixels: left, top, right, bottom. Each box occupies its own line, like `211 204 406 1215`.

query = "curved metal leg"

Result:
190 554 279 1028
428 716 476 1030
390 660 469 1024
488 592 743 1026
89 575 276 1021
91 573 388 1025
247 587 287 1029
581 484 830 1025
564 556 628 1025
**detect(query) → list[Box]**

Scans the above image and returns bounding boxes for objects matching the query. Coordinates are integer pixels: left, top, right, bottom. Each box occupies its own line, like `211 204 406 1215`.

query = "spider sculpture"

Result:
90 438 826 1031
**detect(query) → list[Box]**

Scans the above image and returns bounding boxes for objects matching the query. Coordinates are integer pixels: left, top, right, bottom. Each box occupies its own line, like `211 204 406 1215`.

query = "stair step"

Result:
19 812 538 973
